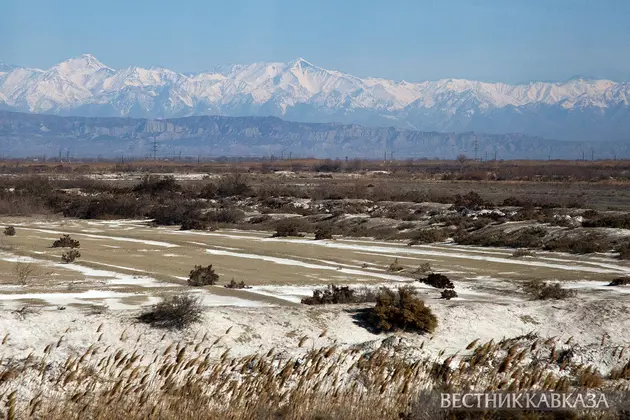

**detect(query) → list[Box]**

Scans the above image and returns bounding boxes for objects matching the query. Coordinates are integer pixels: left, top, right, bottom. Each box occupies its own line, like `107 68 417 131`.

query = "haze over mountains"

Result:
1 54 629 144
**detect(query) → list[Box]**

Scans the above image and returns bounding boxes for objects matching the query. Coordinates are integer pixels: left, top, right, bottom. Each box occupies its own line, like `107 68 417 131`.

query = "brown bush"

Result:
544 233 611 254
523 280 577 300
187 265 219 286
301 285 377 305
608 277 630 286
61 249 81 263
368 286 437 333
52 234 80 248
3 226 15 236
272 218 306 238
314 225 334 240
618 242 630 260
132 175 180 195
440 289 458 300
420 273 454 289
387 258 404 272
224 279 250 289
408 228 449 245
137 294 203 329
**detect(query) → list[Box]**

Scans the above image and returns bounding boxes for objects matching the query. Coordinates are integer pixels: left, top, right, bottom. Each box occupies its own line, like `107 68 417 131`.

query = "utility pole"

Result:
591 149 594 162
152 138 158 161
473 139 479 161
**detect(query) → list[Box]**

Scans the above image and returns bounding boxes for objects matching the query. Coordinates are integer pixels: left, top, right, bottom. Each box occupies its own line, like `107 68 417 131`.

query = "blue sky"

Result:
2 0 629 83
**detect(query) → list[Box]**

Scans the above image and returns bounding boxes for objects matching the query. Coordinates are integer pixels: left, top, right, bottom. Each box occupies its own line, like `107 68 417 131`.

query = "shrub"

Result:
414 262 432 274
582 214 630 229
216 173 252 197
272 218 305 238
407 228 449 246
421 273 454 289
52 234 80 248
61 249 81 263
368 286 437 333
302 285 377 305
440 289 458 300
618 242 630 260
187 265 219 286
387 258 404 272
224 279 250 289
523 280 577 300
137 294 203 329
544 233 611 254
206 208 245 224
314 225 333 240
180 217 208 231
132 175 180 195
3 226 15 236
453 191 487 209
14 262 36 286
608 277 630 286
511 249 535 258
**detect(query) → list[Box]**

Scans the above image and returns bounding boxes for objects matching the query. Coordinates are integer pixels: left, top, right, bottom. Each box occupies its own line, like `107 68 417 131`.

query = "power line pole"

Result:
152 138 158 161
473 139 479 161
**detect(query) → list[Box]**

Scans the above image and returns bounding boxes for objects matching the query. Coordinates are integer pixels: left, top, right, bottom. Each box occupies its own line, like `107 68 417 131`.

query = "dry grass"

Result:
0 329 624 419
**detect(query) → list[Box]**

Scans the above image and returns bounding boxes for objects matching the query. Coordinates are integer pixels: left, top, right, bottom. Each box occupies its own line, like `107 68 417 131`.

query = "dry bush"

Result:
272 218 306 238
206 208 245 224
368 286 437 333
618 242 630 260
511 249 535 258
387 258 404 272
452 191 488 209
14 261 36 285
582 213 630 229
61 249 81 263
420 273 454 289
407 228 449 246
180 217 208 231
456 226 547 249
414 262 432 274
132 175 181 195
440 289 458 300
215 173 252 197
224 279 250 289
51 234 80 248
187 265 219 286
301 285 377 305
314 225 333 240
137 294 203 329
608 277 630 286
523 280 577 300
3 226 15 236
544 233 611 254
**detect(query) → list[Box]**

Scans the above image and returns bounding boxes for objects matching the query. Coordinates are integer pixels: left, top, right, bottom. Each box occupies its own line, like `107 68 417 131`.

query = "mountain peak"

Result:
57 54 110 72
290 57 315 69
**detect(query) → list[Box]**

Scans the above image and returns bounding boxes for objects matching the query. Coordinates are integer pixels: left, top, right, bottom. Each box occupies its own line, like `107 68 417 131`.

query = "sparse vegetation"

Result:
3 225 15 236
301 284 377 305
52 234 80 248
224 279 250 289
187 265 219 286
61 249 81 263
523 279 577 300
137 294 203 329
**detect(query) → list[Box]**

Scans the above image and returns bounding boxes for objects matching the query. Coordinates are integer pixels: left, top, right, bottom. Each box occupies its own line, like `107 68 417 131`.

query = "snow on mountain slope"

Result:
0 54 629 139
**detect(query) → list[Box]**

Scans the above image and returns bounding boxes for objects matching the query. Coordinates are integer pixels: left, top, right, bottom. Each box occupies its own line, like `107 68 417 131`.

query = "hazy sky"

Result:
2 0 629 83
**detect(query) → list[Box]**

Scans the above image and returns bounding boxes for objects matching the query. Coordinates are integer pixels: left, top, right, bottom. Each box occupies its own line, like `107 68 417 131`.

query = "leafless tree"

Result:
14 261 36 286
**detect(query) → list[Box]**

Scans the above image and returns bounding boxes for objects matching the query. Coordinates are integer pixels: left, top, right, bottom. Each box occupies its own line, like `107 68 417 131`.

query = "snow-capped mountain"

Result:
1 54 629 141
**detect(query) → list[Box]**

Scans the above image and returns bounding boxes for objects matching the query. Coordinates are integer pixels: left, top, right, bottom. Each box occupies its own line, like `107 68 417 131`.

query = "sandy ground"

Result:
0 216 629 373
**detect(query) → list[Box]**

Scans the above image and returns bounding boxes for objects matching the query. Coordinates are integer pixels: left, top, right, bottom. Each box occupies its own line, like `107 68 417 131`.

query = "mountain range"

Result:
1 54 629 142
1 110 627 160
